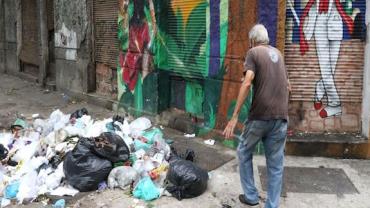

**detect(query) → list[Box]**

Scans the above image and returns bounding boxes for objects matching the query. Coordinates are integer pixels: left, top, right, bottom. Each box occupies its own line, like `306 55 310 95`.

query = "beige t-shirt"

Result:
244 45 289 121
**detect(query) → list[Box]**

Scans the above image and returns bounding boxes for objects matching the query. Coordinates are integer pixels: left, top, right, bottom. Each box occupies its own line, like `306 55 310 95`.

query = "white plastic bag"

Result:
129 117 151 139
108 166 139 190
50 185 79 196
11 142 41 163
16 170 39 203
0 133 13 148
44 162 64 191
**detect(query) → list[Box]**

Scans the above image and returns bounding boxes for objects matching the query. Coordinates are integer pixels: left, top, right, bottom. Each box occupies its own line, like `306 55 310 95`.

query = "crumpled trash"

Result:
49 185 79 197
0 110 212 204
166 156 209 200
0 133 14 149
1 198 11 207
204 139 215 146
106 115 125 132
112 115 125 124
4 181 20 199
134 139 151 151
44 162 65 191
53 199 65 208
184 133 195 138
108 166 139 190
142 128 163 144
132 160 148 178
48 109 70 133
16 170 39 203
133 177 160 201
70 108 88 120
43 129 68 147
130 117 151 138
0 170 5 194
98 181 108 191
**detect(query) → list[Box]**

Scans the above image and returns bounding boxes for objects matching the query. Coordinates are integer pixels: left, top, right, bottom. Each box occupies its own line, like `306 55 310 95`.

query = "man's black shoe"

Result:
239 194 259 206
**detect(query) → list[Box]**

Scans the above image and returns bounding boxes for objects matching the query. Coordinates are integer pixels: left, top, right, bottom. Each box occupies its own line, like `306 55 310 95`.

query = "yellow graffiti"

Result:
170 0 204 25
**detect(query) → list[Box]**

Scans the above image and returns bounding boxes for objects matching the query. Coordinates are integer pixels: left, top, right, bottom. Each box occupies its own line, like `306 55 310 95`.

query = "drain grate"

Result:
258 166 359 197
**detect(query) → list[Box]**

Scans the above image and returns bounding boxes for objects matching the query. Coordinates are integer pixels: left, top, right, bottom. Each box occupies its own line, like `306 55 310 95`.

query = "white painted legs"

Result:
313 14 342 117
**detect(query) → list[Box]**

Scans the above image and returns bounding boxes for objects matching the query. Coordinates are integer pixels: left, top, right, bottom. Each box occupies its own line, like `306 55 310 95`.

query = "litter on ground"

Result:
0 109 209 207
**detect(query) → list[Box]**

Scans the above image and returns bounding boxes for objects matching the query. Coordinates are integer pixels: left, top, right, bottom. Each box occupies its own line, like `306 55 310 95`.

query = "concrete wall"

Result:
3 0 17 74
289 102 362 133
0 0 5 73
96 63 117 100
54 0 93 93
362 0 370 138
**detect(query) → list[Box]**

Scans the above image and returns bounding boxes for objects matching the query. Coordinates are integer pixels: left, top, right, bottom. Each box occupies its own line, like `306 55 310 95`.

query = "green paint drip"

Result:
134 73 143 117
219 0 228 75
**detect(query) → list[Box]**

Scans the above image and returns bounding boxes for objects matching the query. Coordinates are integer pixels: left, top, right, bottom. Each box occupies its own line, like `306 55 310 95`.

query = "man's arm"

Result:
223 70 255 139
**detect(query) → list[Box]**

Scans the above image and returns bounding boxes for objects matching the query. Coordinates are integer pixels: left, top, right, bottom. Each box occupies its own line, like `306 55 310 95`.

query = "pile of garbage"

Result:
0 109 209 207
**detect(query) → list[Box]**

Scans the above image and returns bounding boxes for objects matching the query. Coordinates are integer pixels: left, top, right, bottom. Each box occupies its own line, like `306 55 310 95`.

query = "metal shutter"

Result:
166 0 208 78
285 0 365 102
93 0 118 69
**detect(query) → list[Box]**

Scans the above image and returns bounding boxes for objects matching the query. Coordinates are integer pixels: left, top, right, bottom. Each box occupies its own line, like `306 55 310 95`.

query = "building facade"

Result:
1 0 369 155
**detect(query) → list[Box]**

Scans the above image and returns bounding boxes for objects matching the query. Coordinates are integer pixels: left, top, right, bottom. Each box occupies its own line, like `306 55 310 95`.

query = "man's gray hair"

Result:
249 24 269 45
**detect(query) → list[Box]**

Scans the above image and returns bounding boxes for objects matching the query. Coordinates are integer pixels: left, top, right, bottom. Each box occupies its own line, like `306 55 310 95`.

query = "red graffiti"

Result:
120 23 150 91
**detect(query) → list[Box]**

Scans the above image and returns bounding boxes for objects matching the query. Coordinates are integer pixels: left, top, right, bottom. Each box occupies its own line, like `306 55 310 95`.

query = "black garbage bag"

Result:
70 108 89 119
63 138 113 192
63 133 130 192
112 115 125 124
170 146 195 162
90 132 130 163
166 156 209 200
0 144 8 160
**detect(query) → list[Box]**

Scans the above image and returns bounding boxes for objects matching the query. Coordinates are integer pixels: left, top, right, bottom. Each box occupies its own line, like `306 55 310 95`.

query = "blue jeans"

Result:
237 119 287 208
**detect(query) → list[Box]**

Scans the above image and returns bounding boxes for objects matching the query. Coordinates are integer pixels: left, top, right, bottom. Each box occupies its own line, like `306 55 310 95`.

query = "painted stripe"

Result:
209 0 220 77
276 0 286 53
258 0 278 47
219 0 228 74
206 0 210 77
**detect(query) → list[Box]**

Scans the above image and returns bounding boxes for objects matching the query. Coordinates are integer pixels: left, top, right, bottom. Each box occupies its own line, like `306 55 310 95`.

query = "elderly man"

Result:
223 24 290 208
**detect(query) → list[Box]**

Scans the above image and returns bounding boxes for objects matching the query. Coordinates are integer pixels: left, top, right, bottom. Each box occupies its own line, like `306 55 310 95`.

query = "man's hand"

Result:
223 117 238 139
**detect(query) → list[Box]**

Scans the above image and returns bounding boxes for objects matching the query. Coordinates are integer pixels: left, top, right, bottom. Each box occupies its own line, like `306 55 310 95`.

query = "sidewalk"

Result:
0 74 114 129
1 74 370 208
69 156 370 208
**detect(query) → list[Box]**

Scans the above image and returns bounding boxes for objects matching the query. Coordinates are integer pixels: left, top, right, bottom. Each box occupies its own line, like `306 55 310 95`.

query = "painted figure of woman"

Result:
299 0 354 118
119 0 157 112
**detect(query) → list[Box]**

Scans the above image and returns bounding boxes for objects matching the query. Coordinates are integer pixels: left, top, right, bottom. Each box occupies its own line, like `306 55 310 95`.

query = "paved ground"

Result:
1 74 370 208
0 74 114 130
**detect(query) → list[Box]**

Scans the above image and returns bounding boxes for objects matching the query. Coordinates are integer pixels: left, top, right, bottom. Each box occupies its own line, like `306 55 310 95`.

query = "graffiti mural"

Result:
118 0 157 116
117 0 288 134
286 0 366 119
117 0 232 132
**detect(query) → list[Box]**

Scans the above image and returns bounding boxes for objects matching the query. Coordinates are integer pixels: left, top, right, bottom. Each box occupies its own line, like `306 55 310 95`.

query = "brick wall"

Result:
285 39 364 133
96 63 117 99
289 101 362 133
285 40 364 102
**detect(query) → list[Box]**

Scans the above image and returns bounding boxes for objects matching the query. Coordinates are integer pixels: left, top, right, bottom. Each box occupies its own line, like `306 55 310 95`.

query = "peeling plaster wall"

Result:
54 0 92 93
0 0 5 73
